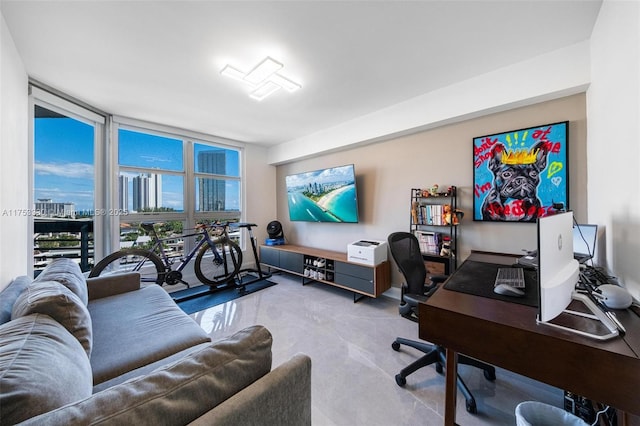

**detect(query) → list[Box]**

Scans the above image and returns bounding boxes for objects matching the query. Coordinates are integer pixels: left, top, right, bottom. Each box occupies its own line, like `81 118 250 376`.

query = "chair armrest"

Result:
429 274 449 285
422 274 448 294
404 293 429 306
86 272 141 300
424 283 440 298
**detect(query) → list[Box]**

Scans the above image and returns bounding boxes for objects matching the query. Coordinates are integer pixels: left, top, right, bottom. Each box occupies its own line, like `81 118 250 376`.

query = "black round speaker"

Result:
267 221 283 239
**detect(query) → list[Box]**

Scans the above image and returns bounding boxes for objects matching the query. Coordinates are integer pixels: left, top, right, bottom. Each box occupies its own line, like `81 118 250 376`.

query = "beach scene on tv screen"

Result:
286 165 358 223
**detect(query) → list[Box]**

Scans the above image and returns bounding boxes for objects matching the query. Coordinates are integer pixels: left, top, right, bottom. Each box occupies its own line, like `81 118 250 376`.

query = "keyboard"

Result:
494 267 526 288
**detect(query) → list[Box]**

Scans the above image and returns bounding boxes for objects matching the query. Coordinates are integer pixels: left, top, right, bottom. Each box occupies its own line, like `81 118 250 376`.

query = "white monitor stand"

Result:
535 212 619 341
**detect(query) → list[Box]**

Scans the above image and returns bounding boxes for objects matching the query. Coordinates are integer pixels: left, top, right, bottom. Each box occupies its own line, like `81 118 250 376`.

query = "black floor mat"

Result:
172 278 277 314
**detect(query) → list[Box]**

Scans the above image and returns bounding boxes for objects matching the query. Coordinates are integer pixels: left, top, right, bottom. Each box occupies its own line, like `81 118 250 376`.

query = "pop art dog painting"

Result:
473 122 568 222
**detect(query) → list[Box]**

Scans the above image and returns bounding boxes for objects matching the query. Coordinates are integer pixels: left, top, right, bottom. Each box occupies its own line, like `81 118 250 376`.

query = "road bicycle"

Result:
89 221 243 289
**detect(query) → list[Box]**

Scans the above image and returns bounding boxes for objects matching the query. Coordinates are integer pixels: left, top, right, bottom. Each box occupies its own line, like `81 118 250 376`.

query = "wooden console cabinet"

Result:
259 244 391 301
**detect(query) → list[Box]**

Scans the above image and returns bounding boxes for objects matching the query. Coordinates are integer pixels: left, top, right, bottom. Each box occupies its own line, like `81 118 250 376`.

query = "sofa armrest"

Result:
18 326 273 426
188 353 312 426
86 272 140 300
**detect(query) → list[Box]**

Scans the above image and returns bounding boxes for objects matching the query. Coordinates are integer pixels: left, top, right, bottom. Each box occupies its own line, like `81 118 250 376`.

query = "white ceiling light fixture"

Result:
244 57 283 85
250 81 282 101
220 56 301 101
268 73 302 92
220 65 249 84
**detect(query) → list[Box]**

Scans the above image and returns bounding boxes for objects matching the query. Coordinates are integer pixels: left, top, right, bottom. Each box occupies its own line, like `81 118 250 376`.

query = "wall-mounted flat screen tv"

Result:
285 164 359 223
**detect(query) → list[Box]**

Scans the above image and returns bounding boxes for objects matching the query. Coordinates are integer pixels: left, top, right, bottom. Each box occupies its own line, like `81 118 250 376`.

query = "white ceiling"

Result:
1 1 602 147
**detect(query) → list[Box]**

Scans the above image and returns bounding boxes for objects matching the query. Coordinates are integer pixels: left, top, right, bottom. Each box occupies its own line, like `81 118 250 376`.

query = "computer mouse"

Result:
595 284 633 309
493 284 525 297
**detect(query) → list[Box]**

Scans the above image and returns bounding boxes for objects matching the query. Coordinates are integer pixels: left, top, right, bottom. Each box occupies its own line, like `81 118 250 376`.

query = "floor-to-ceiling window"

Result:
30 85 244 273
31 86 106 273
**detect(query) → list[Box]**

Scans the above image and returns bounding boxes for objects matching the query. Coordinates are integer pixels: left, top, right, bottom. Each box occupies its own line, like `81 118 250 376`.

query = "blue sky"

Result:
35 116 240 212
35 117 95 211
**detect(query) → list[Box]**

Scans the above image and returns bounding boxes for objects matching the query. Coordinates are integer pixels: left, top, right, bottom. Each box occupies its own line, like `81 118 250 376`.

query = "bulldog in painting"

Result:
481 141 549 222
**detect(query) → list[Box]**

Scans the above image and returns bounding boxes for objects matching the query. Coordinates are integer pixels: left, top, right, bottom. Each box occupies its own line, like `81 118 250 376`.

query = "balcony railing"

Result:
34 218 94 275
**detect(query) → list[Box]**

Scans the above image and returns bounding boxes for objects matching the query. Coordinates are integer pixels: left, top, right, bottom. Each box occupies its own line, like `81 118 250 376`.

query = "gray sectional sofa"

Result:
0 258 311 425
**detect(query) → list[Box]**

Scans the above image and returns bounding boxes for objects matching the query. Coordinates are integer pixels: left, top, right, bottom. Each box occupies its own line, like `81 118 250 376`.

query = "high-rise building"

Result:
132 173 162 212
197 150 226 211
148 173 162 209
118 175 129 210
35 198 76 218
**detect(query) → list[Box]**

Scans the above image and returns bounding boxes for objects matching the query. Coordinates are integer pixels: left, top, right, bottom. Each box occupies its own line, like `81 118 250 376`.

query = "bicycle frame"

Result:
89 221 243 291
136 224 231 278
160 229 216 273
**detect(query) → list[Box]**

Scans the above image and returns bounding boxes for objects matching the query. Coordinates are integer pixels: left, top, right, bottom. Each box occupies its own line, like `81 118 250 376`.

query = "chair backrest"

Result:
387 232 427 295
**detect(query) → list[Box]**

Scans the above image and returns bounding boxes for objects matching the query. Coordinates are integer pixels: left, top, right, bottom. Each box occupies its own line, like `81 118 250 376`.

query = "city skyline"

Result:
35 113 241 214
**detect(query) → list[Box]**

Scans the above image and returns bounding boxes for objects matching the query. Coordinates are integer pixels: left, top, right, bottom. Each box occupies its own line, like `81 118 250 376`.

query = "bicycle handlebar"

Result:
234 222 257 229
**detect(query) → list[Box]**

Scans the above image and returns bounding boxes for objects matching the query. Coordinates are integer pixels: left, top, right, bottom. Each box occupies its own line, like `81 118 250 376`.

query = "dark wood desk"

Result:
419 251 640 425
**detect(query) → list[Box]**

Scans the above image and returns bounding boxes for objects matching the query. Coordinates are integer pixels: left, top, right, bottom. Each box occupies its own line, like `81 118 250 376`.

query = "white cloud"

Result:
140 155 172 163
35 162 94 179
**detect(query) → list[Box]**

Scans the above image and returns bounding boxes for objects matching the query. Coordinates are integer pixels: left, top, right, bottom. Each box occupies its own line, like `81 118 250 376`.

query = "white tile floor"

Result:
178 271 564 425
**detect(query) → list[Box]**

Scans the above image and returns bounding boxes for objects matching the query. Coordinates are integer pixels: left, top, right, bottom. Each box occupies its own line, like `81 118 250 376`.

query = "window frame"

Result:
30 85 109 262
27 86 246 266
111 116 244 254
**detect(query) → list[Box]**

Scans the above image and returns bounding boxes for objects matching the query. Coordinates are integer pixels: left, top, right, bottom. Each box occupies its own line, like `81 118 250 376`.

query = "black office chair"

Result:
388 232 496 414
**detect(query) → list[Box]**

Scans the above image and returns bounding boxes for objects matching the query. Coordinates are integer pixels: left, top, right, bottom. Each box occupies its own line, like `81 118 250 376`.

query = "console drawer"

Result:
334 273 374 294
280 251 304 274
259 246 280 267
335 262 374 281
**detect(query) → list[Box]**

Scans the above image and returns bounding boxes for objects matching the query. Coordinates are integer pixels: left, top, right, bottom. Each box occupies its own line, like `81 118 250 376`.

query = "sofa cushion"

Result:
12 280 93 357
89 284 210 385
0 275 31 325
92 342 211 393
0 314 93 425
20 325 273 426
35 258 88 305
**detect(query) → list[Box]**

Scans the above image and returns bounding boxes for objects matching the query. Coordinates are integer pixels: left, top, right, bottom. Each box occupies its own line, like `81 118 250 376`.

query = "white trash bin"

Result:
515 401 589 426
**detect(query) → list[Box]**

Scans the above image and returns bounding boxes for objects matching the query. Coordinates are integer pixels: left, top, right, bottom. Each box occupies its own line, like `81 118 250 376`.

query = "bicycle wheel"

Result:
194 239 243 286
89 249 166 284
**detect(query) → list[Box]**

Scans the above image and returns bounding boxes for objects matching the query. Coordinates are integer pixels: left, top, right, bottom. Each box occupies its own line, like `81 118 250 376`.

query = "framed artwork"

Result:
473 121 569 222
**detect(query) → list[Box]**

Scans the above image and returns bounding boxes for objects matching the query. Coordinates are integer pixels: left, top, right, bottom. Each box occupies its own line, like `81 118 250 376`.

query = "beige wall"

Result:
242 143 277 256
276 94 587 288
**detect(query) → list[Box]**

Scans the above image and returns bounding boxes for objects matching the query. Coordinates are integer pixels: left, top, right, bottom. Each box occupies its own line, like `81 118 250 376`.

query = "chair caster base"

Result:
395 374 406 387
466 398 477 414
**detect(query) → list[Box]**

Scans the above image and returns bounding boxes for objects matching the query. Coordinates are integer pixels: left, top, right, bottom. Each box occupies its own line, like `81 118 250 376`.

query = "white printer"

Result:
347 240 388 266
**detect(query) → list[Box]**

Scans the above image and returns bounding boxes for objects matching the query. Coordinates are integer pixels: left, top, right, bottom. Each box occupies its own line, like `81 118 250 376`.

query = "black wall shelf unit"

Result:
410 186 458 275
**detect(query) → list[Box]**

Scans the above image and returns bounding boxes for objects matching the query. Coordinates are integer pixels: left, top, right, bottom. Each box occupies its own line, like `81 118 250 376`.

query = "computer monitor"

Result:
537 211 580 323
573 224 597 263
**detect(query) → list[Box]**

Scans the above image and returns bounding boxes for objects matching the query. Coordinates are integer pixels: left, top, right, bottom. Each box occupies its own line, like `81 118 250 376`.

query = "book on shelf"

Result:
414 230 441 255
416 204 449 226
